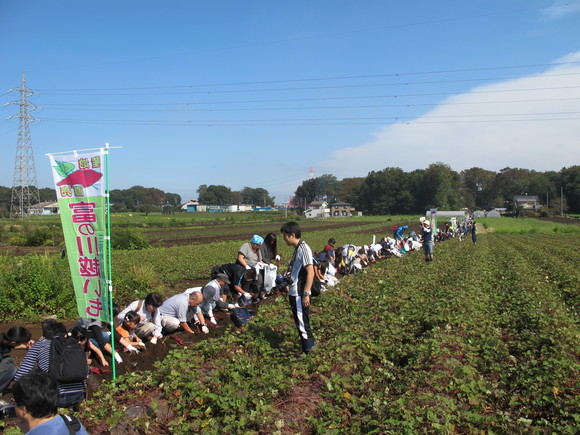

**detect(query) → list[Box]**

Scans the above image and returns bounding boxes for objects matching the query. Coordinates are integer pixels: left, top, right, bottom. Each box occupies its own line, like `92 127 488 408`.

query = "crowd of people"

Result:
0 217 478 432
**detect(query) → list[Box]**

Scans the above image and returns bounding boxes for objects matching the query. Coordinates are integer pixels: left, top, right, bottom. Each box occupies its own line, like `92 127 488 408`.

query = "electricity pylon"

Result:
7 73 40 218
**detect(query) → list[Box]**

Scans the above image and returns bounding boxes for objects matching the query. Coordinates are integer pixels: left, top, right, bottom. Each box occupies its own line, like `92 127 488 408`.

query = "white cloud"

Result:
320 53 580 177
541 1 580 19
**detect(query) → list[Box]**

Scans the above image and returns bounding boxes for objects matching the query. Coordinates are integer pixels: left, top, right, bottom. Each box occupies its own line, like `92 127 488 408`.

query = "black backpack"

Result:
230 308 256 327
48 336 89 384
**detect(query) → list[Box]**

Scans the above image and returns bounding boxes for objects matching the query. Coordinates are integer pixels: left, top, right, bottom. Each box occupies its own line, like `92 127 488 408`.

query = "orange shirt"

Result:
115 324 132 339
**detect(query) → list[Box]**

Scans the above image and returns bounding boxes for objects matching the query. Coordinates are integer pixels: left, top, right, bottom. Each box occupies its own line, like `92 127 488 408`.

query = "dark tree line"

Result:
0 186 58 217
294 163 580 215
0 185 183 216
196 185 275 207
0 183 277 216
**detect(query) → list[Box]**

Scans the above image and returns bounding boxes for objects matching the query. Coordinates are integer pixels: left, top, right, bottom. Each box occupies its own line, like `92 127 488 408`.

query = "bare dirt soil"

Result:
144 221 386 247
2 296 277 402
533 216 580 225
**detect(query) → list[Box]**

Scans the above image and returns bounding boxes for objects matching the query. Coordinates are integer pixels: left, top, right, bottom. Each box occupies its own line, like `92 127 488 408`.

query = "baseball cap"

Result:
215 273 231 284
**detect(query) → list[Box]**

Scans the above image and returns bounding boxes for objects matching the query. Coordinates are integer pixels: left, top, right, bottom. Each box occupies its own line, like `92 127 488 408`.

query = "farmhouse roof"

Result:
30 201 58 208
513 195 540 201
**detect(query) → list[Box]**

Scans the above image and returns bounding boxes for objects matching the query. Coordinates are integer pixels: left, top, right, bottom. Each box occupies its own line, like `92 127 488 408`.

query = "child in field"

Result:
75 316 123 364
114 311 146 353
69 326 109 367
117 292 164 344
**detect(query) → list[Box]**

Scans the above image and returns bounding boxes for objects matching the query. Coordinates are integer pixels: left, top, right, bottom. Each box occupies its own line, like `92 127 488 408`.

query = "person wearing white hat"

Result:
422 220 434 262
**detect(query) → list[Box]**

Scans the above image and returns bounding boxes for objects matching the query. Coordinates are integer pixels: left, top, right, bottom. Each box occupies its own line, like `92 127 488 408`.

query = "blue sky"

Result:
1 1 579 204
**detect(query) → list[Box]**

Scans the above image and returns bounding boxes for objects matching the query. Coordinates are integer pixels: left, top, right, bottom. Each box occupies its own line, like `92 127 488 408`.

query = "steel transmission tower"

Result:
8 73 40 218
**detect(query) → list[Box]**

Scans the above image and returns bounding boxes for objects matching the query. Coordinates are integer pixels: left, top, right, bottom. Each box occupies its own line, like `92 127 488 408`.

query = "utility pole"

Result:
7 73 40 218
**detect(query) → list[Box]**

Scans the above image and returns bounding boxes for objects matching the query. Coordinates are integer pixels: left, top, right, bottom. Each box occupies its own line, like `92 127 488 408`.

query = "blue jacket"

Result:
393 225 408 239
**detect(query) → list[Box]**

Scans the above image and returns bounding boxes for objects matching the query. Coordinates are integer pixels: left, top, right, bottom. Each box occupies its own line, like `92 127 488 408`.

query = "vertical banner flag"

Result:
48 149 111 323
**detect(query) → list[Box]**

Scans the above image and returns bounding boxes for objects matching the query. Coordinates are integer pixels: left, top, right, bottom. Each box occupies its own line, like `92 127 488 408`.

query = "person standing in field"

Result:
280 221 315 354
422 219 434 262
472 221 477 245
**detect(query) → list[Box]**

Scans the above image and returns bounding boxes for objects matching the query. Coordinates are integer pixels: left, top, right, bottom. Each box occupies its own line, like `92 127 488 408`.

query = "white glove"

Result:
137 342 146 349
245 265 251 270
243 292 252 300
275 255 281 261
209 316 217 325
150 337 158 345
201 325 210 334
126 345 139 353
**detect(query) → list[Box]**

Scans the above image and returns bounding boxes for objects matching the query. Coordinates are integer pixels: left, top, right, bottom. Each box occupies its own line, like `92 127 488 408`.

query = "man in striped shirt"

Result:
280 221 315 354
14 320 88 409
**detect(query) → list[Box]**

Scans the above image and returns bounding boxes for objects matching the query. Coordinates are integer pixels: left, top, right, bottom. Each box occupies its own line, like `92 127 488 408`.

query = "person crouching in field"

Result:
73 317 123 364
117 292 164 345
15 320 88 409
199 273 231 330
69 327 109 367
114 311 146 353
158 291 203 335
280 221 315 355
0 326 33 394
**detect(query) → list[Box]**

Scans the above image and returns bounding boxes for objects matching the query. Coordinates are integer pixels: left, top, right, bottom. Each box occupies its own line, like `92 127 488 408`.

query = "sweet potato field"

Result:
78 229 579 434
1 216 578 433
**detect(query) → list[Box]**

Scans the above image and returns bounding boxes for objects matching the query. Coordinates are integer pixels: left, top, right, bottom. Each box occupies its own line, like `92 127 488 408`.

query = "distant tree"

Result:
356 168 415 215
492 168 533 208
196 184 208 200
338 177 365 204
240 187 275 206
561 165 580 214
295 174 339 206
232 191 243 206
38 187 57 202
197 184 233 205
407 169 427 212
422 163 463 210
110 186 174 211
0 186 11 215
165 193 182 207
460 167 497 209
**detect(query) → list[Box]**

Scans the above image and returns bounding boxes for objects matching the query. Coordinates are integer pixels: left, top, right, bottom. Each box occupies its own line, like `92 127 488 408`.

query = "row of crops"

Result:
1 217 578 432
76 230 579 433
0 219 387 320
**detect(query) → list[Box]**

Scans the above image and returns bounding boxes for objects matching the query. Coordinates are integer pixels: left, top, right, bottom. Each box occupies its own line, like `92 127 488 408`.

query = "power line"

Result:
36 116 580 127
37 97 580 112
35 79 580 97
34 61 580 92
31 86 580 107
